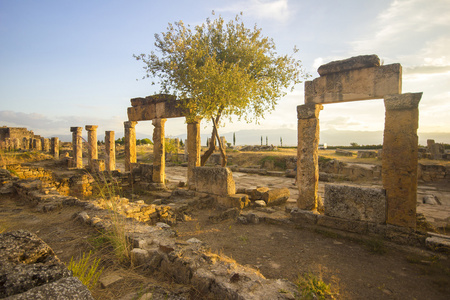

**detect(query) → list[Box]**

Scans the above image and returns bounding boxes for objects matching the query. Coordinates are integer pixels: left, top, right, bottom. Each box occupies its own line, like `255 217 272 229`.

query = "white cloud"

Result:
217 0 291 22
351 0 450 67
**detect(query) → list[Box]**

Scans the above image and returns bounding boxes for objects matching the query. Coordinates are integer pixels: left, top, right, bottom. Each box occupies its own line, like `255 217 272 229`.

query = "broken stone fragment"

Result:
262 188 290 206
317 54 380 76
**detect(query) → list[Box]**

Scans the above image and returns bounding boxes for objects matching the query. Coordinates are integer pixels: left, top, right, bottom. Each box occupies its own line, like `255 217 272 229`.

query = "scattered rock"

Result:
100 273 123 288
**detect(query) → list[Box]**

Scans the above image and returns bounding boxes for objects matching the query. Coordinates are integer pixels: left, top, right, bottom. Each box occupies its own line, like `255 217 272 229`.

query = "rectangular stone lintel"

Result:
305 63 402 104
127 101 186 122
384 93 422 110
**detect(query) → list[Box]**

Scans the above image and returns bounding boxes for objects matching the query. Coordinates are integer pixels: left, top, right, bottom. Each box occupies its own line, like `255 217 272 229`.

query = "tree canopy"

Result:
135 12 308 165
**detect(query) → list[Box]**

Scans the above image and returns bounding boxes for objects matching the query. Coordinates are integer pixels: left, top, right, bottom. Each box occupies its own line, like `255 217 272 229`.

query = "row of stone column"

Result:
70 118 201 187
123 118 201 186
70 126 115 172
296 93 422 228
1 136 59 159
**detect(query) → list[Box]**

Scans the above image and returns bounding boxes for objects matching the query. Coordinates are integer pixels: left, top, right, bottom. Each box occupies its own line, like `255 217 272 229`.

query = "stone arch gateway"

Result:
126 94 201 187
297 55 422 228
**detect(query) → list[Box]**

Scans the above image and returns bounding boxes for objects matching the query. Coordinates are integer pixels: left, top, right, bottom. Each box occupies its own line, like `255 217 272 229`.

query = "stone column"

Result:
187 119 201 187
42 138 50 153
297 104 322 210
85 125 99 168
152 118 166 183
33 137 42 151
124 121 137 172
105 131 116 172
70 127 83 169
51 137 59 159
382 93 422 228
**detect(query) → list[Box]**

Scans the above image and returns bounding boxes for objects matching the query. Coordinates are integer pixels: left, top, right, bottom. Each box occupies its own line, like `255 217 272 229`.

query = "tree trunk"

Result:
212 117 227 167
200 114 220 166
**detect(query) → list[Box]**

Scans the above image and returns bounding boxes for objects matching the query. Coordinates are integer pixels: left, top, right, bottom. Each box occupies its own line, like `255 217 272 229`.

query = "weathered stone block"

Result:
305 63 402 104
262 188 290 206
250 187 270 200
384 93 422 110
324 184 386 223
317 55 380 76
383 93 421 228
193 167 235 196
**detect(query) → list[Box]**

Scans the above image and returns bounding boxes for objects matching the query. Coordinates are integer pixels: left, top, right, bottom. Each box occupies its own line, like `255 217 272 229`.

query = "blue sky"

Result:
0 0 449 144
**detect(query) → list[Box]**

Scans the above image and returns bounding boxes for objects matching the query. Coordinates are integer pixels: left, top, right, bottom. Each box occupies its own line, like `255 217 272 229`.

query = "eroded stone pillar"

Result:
51 137 59 159
70 127 83 169
187 119 201 187
297 104 322 210
105 131 116 172
152 118 166 183
382 93 422 228
124 121 137 172
85 125 98 168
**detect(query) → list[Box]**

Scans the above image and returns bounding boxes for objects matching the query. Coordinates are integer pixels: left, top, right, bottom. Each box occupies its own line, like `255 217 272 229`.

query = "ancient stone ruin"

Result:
298 55 422 228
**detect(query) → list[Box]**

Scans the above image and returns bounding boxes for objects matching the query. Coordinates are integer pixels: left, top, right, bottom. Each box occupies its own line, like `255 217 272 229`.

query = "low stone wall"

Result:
418 164 450 182
324 184 386 223
0 230 93 299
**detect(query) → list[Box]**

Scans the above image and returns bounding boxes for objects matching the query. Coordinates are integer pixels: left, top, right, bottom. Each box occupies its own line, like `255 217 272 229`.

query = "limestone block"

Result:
305 63 402 104
225 194 250 209
297 103 322 119
6 277 93 300
297 116 320 210
384 93 422 110
262 188 290 206
0 230 79 298
193 167 235 196
317 54 380 76
131 248 149 266
250 187 270 200
324 184 386 223
383 93 421 228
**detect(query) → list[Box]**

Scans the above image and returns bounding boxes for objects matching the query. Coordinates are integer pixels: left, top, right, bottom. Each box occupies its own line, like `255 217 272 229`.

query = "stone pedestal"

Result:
124 121 137 172
105 131 115 172
297 104 322 210
51 137 59 159
382 93 422 228
152 119 166 183
85 125 98 169
70 127 83 169
187 120 201 187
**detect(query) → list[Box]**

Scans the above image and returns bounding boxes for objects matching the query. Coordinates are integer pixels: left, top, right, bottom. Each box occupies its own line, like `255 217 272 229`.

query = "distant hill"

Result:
58 128 449 146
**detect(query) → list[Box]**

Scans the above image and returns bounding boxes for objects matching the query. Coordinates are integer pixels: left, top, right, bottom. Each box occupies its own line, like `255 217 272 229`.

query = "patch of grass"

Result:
260 155 286 170
296 272 336 299
67 250 103 290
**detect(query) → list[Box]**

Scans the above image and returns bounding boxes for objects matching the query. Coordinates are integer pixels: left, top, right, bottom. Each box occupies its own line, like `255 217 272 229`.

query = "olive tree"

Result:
134 13 308 166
